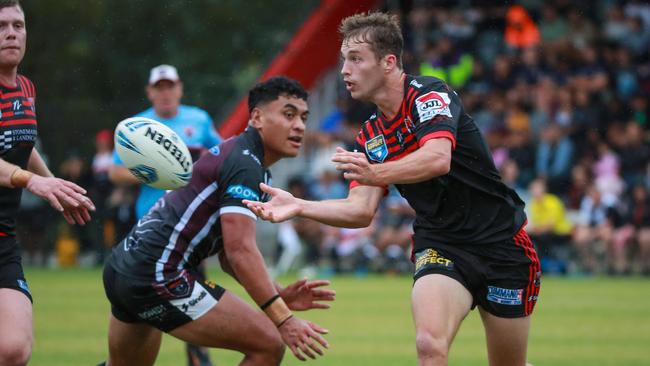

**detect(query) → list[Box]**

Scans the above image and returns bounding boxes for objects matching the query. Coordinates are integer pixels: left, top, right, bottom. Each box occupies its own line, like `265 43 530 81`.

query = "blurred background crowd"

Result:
16 0 650 278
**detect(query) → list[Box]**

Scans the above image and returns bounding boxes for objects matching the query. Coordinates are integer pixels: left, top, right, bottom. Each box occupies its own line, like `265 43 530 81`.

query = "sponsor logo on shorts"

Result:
414 248 454 275
226 185 260 201
487 286 523 305
138 304 167 321
169 283 218 320
204 280 217 289
180 290 207 313
365 135 388 163
164 276 191 298
17 279 30 294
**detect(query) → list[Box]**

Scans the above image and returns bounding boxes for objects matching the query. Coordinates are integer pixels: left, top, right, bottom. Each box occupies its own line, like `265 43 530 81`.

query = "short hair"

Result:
248 76 308 113
0 0 21 10
339 12 403 69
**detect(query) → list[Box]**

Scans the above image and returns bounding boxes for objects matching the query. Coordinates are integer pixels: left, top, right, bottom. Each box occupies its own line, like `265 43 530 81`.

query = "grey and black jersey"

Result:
108 128 270 281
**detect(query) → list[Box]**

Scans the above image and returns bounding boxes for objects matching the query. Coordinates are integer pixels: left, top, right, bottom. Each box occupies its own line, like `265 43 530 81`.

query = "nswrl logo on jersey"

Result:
365 135 388 163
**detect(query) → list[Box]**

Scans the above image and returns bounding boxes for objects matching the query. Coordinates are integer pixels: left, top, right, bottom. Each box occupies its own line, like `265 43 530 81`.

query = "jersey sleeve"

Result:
217 155 265 220
409 82 461 150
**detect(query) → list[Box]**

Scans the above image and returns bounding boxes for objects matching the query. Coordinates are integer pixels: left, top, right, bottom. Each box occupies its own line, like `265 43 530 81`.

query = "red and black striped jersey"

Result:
352 75 526 245
0 74 38 237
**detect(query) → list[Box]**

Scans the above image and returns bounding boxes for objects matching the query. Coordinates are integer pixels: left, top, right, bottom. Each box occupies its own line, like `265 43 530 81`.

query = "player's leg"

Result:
479 309 530 366
411 274 473 366
477 227 540 366
169 291 285 366
0 244 34 366
185 261 214 366
0 289 32 366
106 314 162 366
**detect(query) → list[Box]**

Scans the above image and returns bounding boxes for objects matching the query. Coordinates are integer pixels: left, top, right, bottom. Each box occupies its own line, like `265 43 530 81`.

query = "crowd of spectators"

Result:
15 0 650 277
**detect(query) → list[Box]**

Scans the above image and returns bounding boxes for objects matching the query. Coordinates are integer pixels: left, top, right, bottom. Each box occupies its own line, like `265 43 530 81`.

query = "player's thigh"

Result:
479 308 530 366
169 290 282 354
107 314 162 366
0 288 32 358
0 245 33 362
412 274 473 343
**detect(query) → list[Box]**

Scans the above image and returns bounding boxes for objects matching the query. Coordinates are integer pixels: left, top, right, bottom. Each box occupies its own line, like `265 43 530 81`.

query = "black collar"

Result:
241 127 266 165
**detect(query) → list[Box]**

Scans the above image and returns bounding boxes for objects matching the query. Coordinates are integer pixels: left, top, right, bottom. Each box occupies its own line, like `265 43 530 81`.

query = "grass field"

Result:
25 267 650 366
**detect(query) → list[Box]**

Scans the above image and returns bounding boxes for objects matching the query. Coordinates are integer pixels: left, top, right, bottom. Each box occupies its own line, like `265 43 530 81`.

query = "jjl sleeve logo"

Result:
365 135 388 163
415 91 452 122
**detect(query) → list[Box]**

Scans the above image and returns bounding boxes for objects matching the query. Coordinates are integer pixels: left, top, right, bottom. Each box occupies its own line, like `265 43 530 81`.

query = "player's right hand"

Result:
277 316 329 361
26 175 95 224
243 183 301 223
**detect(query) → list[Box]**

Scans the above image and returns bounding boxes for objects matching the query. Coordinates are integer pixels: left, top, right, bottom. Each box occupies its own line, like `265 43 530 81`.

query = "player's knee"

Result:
0 336 32 366
245 327 284 365
263 333 286 364
415 330 449 362
248 339 285 366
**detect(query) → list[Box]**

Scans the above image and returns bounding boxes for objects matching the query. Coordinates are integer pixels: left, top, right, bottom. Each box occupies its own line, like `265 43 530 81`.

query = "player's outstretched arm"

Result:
0 149 95 225
221 212 329 361
219 254 336 311
27 148 95 225
244 183 384 228
332 138 452 186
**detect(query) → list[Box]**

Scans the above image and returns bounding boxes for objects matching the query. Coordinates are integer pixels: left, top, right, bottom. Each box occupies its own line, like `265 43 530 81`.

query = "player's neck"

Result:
0 66 18 88
373 71 405 120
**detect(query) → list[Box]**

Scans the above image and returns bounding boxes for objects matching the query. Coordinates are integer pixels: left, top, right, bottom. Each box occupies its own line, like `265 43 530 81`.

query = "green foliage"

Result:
27 268 650 366
20 0 317 164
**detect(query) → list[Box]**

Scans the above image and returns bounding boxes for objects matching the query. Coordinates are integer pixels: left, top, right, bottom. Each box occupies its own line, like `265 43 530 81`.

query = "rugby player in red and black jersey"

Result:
245 13 540 366
0 1 95 365
101 77 334 366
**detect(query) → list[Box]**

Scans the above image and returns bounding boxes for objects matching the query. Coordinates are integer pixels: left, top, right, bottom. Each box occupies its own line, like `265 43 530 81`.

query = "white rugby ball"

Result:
114 117 193 190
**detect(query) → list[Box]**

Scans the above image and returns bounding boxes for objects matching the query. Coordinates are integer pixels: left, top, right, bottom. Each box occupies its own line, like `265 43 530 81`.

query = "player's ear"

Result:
384 54 397 73
250 107 263 129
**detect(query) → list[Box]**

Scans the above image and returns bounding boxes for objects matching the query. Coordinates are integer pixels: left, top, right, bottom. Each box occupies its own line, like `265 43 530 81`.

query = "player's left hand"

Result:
280 279 336 311
331 147 384 186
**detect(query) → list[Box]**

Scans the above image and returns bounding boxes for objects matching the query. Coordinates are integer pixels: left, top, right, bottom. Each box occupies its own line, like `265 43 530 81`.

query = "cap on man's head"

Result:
149 64 180 85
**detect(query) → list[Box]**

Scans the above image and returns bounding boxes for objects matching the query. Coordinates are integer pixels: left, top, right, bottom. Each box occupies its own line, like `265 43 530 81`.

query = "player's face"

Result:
147 80 183 118
253 95 308 165
0 6 26 70
340 38 384 102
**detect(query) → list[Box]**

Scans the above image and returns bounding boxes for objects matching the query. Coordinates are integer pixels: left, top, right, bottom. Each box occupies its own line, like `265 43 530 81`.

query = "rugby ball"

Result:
114 117 193 190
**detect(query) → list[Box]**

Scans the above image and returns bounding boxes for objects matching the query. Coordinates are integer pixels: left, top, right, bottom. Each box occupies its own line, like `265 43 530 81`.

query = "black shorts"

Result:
0 237 32 303
103 263 226 332
412 225 541 318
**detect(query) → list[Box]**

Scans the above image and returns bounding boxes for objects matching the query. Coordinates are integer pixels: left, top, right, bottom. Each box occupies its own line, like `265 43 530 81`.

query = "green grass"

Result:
25 268 650 365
